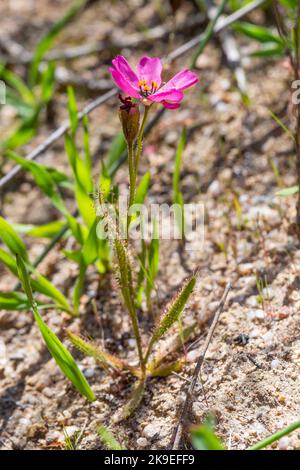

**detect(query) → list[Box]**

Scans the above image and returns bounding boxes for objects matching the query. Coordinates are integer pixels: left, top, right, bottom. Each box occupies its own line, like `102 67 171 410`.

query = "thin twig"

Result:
171 282 231 450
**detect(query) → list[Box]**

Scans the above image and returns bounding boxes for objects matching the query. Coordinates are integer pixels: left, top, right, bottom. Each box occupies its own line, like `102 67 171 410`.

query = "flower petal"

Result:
137 56 163 86
109 68 140 98
112 55 139 87
161 69 199 91
149 88 183 103
161 101 181 109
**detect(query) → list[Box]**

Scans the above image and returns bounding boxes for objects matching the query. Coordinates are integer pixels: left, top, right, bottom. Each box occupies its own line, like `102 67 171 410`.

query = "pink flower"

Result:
109 55 198 109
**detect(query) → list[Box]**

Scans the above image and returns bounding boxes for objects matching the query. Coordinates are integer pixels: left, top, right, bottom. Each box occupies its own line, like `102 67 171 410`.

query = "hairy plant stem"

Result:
135 105 150 173
126 106 150 238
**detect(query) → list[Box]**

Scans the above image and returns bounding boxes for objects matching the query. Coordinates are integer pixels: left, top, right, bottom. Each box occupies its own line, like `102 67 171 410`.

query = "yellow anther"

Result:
143 85 150 91
138 79 147 87
151 80 158 89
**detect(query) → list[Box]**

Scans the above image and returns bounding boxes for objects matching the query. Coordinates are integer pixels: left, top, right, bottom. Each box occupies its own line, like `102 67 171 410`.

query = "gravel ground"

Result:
1 0 300 451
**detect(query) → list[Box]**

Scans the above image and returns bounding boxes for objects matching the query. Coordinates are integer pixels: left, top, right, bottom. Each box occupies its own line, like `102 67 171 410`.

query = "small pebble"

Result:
262 331 273 346
186 350 199 363
207 180 222 197
136 437 148 448
271 359 280 369
43 387 54 398
143 422 165 440
45 430 62 444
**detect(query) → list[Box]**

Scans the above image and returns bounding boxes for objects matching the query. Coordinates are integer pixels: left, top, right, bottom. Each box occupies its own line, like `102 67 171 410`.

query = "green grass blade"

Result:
40 61 56 104
0 247 18 275
105 132 127 175
275 186 299 196
173 128 186 197
31 273 73 315
0 292 39 311
191 0 228 68
134 172 151 205
27 220 66 238
146 218 159 309
233 21 284 44
0 216 28 260
72 258 87 314
16 254 95 401
67 86 79 136
0 63 36 105
248 420 300 450
173 127 186 238
82 115 92 172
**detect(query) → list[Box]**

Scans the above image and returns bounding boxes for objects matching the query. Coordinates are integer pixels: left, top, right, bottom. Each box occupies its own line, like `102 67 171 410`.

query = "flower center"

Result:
138 79 159 97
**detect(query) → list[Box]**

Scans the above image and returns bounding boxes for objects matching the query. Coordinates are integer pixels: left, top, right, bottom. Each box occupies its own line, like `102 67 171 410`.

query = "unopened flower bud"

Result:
118 95 140 145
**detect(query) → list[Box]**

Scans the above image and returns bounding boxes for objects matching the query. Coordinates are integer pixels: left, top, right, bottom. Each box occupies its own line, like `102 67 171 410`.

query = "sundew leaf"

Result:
145 276 196 362
275 185 299 196
0 216 28 261
16 254 95 401
64 133 95 228
97 425 125 450
29 0 88 85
